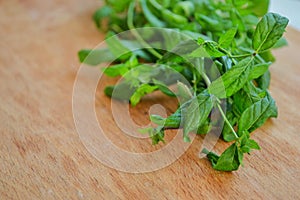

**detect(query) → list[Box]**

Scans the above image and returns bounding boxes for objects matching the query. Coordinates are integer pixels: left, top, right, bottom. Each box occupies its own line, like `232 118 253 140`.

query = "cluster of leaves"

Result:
79 0 288 171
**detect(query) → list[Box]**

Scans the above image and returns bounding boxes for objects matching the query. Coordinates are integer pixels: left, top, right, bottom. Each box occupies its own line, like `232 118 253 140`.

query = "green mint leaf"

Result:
130 84 158 106
183 90 213 141
106 31 132 61
197 37 205 45
177 81 193 103
204 42 226 57
248 62 272 80
93 6 112 28
238 94 278 134
78 49 115 66
245 139 261 150
190 42 225 58
149 109 182 129
104 83 136 100
218 28 237 49
151 129 165 145
202 148 219 167
239 131 250 146
238 133 261 153
189 46 208 58
139 126 165 145
259 50 275 62
103 64 129 77
208 57 253 98
196 120 211 135
230 10 245 32
152 79 176 97
233 82 265 115
253 13 289 52
243 81 266 97
120 40 153 61
164 108 182 129
162 31 186 52
150 115 166 126
213 143 241 171
256 70 271 90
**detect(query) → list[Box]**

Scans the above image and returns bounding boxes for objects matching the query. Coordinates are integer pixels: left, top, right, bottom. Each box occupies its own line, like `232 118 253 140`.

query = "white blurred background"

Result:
270 0 300 30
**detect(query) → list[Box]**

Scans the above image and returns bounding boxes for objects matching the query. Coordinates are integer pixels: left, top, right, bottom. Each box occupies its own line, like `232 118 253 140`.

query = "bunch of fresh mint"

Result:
79 0 288 171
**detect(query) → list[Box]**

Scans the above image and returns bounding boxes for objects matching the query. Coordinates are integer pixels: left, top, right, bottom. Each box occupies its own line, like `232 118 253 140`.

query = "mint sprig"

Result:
79 0 288 171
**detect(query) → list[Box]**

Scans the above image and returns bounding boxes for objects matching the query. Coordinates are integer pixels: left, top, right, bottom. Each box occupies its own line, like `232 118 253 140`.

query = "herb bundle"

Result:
79 0 289 171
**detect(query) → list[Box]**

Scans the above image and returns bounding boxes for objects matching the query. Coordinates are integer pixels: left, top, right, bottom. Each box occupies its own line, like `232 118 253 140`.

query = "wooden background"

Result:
0 0 299 199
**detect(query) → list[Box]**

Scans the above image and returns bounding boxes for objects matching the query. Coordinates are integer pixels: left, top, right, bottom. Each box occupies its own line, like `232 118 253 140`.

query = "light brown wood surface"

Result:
1 0 300 199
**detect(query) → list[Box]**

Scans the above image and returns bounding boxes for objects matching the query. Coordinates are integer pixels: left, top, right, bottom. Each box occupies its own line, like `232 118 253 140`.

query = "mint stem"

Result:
217 103 239 139
201 148 210 154
196 59 239 140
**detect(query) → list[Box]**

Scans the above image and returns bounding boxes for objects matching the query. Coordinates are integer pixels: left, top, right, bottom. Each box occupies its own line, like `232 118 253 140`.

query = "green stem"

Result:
217 47 238 64
196 58 211 87
230 53 252 58
192 73 197 96
195 57 238 140
149 0 163 10
256 54 265 63
127 1 162 59
218 46 252 64
217 104 239 139
201 72 211 87
201 148 210 154
194 61 237 141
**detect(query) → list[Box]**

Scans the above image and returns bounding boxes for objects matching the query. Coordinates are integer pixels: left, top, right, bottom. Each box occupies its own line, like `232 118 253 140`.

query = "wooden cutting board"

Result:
0 0 299 199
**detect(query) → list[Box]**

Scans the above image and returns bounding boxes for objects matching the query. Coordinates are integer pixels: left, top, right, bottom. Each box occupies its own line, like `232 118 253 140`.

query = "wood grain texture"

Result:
0 0 299 199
